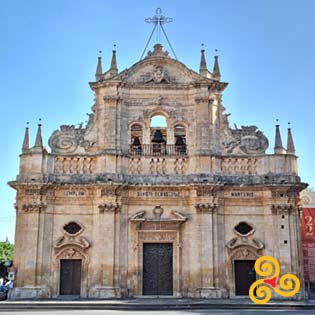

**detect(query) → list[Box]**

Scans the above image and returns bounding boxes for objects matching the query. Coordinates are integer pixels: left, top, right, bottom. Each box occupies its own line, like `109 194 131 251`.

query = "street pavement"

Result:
2 310 315 315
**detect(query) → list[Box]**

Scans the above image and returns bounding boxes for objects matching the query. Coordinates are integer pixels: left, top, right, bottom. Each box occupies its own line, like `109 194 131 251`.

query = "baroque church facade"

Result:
9 40 306 299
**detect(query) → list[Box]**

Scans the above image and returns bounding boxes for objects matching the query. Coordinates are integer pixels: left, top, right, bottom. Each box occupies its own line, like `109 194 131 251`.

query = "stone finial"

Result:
199 45 208 77
34 120 43 148
274 121 286 154
22 122 30 153
286 123 296 155
95 51 103 81
212 54 221 81
110 47 118 77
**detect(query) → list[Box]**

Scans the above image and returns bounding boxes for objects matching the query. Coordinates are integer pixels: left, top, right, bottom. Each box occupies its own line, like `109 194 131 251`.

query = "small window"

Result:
234 222 254 236
64 222 82 235
282 215 285 219
284 240 288 244
281 225 284 229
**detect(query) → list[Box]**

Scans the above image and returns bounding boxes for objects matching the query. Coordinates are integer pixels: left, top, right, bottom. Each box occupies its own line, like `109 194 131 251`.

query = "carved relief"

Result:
226 237 264 251
55 235 90 252
222 125 268 155
145 65 170 84
21 202 47 213
54 156 96 174
271 204 294 214
98 203 121 213
49 125 95 154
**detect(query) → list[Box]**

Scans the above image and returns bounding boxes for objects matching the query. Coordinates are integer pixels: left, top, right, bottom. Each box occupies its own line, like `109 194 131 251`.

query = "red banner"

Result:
301 208 315 282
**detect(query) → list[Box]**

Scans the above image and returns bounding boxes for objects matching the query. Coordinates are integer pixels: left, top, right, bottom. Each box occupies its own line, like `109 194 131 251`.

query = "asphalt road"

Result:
2 310 315 315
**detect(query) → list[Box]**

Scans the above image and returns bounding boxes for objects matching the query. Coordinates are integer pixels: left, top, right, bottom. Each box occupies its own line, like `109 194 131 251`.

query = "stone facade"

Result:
9 43 306 299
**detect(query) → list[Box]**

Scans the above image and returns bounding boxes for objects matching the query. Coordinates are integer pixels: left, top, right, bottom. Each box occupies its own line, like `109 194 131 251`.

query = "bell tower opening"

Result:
150 115 167 155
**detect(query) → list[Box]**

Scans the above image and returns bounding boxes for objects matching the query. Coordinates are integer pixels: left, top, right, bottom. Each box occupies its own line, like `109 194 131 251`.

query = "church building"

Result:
9 11 306 299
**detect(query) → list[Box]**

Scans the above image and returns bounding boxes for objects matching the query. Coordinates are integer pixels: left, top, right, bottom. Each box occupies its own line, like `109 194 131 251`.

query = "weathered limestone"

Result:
9 43 306 300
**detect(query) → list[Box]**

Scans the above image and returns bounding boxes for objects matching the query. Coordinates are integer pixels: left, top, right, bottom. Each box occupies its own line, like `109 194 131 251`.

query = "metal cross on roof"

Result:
145 8 173 26
140 8 177 60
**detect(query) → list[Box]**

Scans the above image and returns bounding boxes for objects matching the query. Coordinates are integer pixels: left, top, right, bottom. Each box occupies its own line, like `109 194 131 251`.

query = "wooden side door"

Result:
60 259 82 295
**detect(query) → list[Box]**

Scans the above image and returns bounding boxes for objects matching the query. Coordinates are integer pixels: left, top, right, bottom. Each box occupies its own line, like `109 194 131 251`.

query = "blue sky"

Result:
1 0 315 242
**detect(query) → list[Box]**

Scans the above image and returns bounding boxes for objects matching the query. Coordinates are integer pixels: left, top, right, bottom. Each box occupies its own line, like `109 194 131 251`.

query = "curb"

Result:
0 302 315 311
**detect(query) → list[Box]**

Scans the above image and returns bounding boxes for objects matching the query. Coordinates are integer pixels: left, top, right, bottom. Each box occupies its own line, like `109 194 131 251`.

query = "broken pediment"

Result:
129 207 188 223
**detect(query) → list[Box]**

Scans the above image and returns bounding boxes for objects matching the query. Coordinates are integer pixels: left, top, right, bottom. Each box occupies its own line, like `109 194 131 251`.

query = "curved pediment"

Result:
116 45 204 86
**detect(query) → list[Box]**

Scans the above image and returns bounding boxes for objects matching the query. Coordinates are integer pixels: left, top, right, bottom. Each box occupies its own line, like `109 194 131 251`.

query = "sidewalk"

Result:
1 298 315 311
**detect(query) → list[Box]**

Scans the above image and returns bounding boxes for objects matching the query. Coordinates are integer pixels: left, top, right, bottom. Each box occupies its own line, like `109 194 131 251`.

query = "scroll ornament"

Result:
249 255 300 304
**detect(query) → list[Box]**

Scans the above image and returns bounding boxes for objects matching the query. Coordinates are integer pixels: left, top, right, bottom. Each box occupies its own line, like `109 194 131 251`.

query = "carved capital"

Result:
195 203 218 212
194 96 209 104
103 95 120 102
98 202 121 213
21 202 47 213
271 204 294 214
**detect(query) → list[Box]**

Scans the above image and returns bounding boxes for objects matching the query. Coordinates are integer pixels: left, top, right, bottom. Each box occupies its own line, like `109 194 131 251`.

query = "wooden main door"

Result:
234 260 256 295
60 259 82 295
143 243 173 295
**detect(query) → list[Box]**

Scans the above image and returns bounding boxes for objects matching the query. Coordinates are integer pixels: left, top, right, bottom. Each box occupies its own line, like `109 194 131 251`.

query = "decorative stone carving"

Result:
145 43 169 58
54 235 90 252
145 65 170 84
49 125 95 154
153 205 164 218
21 202 47 213
195 203 217 212
129 209 188 222
98 203 121 213
222 125 268 155
271 204 294 214
226 237 264 251
129 211 146 222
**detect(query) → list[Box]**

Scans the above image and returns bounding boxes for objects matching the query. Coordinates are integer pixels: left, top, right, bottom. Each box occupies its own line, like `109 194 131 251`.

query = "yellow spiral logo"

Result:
249 255 300 304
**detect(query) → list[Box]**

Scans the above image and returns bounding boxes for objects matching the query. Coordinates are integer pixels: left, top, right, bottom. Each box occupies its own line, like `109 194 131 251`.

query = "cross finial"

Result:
145 8 173 25
141 8 177 60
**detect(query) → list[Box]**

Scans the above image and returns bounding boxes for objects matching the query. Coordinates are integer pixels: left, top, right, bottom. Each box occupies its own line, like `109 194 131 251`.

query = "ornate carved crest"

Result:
222 125 269 155
145 65 170 84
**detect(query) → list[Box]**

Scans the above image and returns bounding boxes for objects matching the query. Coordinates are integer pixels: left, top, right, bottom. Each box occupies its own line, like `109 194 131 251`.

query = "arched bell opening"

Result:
150 115 167 156
130 124 143 155
174 124 187 155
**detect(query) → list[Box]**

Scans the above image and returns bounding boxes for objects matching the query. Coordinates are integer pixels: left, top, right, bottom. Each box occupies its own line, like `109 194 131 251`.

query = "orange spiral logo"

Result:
249 255 300 304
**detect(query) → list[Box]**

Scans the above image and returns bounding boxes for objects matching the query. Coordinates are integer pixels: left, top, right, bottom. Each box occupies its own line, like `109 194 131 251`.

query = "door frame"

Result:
228 247 260 297
53 246 90 298
136 231 181 296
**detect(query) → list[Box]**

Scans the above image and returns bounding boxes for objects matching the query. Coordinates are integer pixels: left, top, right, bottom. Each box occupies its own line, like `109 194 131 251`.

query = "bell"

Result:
132 137 141 146
152 129 165 143
175 136 185 146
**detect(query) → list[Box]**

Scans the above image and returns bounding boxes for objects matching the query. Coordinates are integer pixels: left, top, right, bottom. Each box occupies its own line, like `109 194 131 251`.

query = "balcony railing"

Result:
129 144 187 156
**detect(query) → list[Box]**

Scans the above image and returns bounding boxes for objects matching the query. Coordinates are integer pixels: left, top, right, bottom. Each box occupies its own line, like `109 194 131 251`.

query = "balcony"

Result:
129 144 187 157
